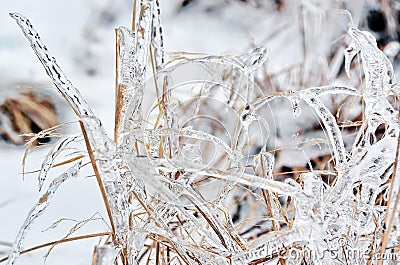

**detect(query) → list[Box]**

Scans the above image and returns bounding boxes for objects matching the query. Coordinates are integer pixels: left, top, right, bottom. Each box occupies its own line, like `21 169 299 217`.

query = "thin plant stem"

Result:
79 121 116 244
0 232 111 263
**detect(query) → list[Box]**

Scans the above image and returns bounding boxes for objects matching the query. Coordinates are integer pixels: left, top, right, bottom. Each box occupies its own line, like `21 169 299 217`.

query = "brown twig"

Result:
114 28 122 144
0 232 110 263
79 121 116 244
91 245 98 265
131 0 138 32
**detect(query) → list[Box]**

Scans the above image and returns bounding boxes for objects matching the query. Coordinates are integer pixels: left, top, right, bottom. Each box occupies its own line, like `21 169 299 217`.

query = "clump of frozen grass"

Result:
3 1 400 265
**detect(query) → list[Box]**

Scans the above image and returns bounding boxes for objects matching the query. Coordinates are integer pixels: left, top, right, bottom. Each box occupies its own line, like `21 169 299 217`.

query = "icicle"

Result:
323 26 400 254
80 117 130 246
344 41 359 79
250 86 360 113
7 162 81 265
134 0 154 73
95 244 118 265
38 134 82 191
115 26 137 145
347 27 396 97
299 94 346 167
301 85 360 97
158 161 300 196
214 103 260 204
10 13 115 162
253 151 275 179
238 46 269 73
116 0 154 152
231 104 258 160
236 47 268 102
151 0 165 70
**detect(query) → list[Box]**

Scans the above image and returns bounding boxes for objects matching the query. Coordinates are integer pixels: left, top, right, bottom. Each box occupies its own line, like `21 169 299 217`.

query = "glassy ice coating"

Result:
95 245 118 265
38 134 82 191
9 13 94 118
8 2 400 265
7 162 82 265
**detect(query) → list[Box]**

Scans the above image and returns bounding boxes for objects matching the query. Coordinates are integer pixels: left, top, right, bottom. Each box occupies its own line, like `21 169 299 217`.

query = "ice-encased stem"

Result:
250 86 360 169
320 28 400 262
10 12 127 250
9 13 94 118
115 26 137 144
126 156 232 251
300 94 346 166
115 0 154 152
151 0 165 70
95 244 118 265
38 134 82 191
7 162 81 265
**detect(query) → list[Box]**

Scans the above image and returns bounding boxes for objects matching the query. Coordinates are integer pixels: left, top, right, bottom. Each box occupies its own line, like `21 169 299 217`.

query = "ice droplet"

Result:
288 95 302 118
239 46 269 72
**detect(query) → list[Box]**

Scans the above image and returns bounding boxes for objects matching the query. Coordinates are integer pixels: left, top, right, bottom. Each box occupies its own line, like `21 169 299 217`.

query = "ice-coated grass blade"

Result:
7 162 81 265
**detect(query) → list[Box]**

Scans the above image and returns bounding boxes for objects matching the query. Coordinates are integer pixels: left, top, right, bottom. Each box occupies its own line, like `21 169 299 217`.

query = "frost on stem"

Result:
8 3 400 265
9 13 93 117
38 134 82 191
7 162 82 265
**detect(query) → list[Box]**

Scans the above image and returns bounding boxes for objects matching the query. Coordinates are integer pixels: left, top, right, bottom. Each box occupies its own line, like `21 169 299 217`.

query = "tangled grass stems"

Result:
4 1 400 264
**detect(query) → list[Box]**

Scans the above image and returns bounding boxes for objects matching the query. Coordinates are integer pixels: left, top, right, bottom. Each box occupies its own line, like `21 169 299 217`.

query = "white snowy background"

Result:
0 0 369 264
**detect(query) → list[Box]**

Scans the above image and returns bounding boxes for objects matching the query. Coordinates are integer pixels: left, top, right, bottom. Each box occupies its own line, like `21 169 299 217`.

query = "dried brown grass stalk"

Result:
0 232 110 263
79 121 117 244
0 91 58 145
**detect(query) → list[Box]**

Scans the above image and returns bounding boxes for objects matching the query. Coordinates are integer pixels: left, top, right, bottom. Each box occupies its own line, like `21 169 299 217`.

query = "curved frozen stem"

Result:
7 162 81 265
151 0 165 70
115 0 154 149
38 134 82 191
9 13 94 118
154 158 300 196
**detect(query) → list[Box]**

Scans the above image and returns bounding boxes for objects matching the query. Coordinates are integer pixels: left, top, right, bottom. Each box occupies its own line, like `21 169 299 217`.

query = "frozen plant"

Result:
3 0 400 264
